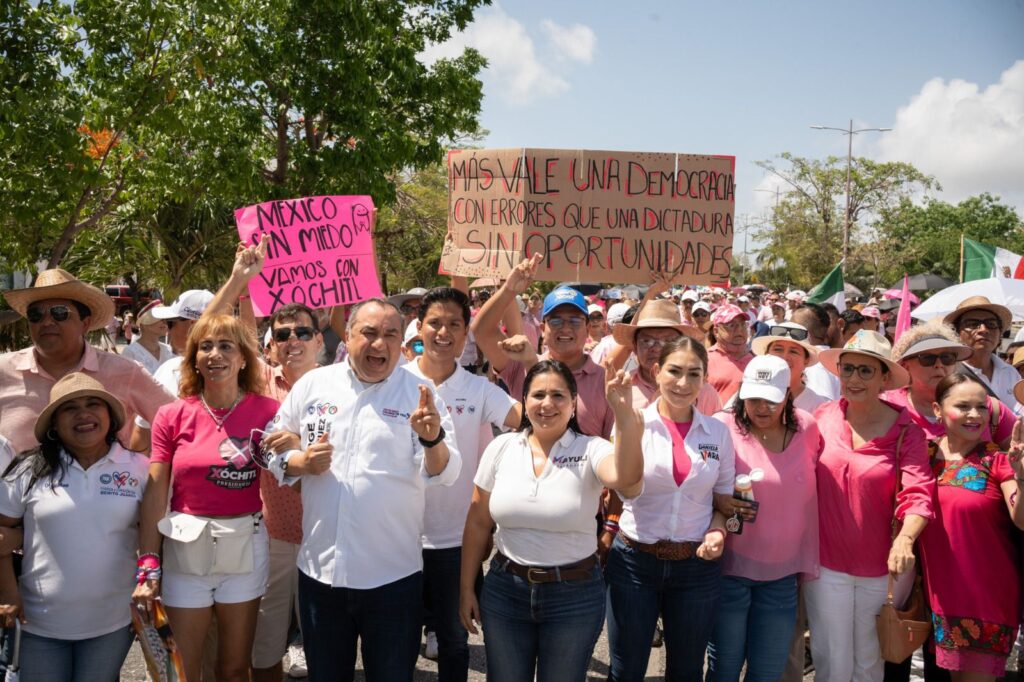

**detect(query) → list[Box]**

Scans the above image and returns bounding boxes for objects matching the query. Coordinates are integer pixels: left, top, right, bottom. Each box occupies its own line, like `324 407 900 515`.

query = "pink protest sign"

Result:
235 195 382 316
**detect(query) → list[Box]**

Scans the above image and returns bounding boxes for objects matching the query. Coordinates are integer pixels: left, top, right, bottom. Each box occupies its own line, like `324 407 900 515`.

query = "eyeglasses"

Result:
26 305 73 323
546 317 586 329
400 303 421 315
769 325 809 341
915 352 959 367
273 326 315 343
839 363 877 380
693 310 710 318
959 317 1002 332
637 336 670 350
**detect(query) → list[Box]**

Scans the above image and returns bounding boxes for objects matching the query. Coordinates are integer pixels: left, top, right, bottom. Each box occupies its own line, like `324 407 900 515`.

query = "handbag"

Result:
875 425 932 663
158 511 260 576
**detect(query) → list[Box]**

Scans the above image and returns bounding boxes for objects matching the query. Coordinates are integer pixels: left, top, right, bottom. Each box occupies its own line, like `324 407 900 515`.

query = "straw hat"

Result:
943 296 1012 330
34 372 126 443
612 299 703 345
751 322 819 366
818 330 910 388
3 269 114 332
1015 379 1024 406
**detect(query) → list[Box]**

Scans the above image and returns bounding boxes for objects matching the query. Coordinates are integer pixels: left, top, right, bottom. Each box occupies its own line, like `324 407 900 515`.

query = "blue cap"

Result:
542 287 589 319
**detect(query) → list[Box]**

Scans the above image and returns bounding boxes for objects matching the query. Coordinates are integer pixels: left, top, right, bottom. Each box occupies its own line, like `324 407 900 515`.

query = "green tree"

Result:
752 153 936 289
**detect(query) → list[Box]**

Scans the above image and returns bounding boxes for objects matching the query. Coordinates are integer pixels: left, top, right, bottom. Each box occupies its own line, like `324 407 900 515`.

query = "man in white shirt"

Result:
268 299 461 682
946 296 1018 409
403 287 520 681
791 303 841 401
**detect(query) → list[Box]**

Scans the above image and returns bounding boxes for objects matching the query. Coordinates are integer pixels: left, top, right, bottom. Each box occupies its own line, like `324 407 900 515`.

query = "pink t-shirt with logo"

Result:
151 394 280 516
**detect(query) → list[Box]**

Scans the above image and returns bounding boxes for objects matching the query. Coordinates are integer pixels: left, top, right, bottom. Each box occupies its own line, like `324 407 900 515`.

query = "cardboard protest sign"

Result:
235 195 382 316
445 149 735 285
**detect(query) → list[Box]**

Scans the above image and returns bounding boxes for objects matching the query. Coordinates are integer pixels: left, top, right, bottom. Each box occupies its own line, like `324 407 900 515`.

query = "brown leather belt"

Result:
494 552 598 584
621 534 701 561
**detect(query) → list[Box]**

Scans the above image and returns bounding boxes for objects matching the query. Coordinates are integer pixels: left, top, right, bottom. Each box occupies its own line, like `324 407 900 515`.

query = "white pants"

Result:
804 567 911 682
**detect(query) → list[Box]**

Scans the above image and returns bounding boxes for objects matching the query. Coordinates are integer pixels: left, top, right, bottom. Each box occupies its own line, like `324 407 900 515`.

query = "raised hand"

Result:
1009 417 1024 478
504 253 544 296
410 384 442 442
233 234 269 281
645 270 674 300
498 334 538 364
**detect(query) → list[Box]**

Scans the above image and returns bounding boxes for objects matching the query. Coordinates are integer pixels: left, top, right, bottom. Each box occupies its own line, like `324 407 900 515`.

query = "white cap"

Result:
403 319 421 346
693 301 712 315
587 304 603 316
607 302 631 326
738 295 750 303
738 355 791 403
785 290 806 302
151 289 214 321
681 290 699 302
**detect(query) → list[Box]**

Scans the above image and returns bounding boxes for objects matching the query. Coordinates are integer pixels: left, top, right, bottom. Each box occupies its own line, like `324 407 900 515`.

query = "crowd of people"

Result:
0 243 1023 682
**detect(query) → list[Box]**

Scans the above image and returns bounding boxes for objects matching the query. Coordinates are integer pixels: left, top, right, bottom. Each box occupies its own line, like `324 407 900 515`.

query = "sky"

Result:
422 0 1024 260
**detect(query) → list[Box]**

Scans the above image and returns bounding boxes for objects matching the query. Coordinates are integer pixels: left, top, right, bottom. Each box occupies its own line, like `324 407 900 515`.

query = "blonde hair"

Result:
179 315 265 397
890 319 960 363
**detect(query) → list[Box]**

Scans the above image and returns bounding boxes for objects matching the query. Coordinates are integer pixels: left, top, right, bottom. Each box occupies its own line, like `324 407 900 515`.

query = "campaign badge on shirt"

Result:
99 470 142 499
551 452 588 470
698 443 720 461
448 398 477 416
206 436 259 490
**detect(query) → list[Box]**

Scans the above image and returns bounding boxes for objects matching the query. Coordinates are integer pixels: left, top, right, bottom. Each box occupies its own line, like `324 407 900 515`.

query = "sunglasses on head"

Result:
26 305 73 323
770 325 808 341
839 363 877 380
915 352 959 367
273 326 315 343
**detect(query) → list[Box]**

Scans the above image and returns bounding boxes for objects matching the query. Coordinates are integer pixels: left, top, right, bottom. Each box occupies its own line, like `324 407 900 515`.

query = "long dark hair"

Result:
731 394 800 437
517 359 583 434
2 406 119 492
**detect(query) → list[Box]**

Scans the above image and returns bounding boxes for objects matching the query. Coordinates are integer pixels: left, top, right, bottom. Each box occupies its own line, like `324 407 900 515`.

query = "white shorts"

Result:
162 524 270 608
251 536 299 668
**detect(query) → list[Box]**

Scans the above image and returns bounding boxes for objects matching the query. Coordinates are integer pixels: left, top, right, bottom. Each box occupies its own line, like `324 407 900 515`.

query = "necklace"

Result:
200 392 244 430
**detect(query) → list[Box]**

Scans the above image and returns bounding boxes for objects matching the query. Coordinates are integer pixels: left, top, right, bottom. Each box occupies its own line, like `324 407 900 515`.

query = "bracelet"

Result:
137 553 161 570
418 426 446 448
136 567 162 585
604 513 621 524
603 520 620 535
705 528 727 540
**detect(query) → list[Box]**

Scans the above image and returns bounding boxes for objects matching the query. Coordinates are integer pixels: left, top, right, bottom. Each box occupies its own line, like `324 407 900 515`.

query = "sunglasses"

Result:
770 325 809 341
959 317 1002 332
692 310 710 318
840 363 877 380
26 305 73 323
546 317 586 329
273 326 315 343
915 352 959 367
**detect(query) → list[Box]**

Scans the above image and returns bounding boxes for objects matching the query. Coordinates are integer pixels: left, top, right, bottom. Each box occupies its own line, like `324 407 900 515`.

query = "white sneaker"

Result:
286 643 308 678
424 631 439 661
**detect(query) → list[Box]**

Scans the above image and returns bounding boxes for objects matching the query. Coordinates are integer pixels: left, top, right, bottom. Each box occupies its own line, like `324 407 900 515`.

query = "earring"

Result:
46 428 58 441
241 363 246 369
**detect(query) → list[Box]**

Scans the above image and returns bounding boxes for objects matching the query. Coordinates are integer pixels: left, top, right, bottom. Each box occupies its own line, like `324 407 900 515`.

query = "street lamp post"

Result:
809 119 891 270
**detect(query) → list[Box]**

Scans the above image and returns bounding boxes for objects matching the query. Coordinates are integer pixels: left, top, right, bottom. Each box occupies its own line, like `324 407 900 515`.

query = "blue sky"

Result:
424 0 1024 258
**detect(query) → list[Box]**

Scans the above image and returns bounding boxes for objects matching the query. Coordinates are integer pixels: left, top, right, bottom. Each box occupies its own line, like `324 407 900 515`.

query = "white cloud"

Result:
540 20 596 64
420 6 596 104
878 60 1024 211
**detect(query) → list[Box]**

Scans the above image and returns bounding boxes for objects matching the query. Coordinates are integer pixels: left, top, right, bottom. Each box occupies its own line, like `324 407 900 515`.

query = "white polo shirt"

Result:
403 361 517 549
269 360 461 589
120 339 175 375
475 430 612 567
619 402 735 543
0 444 148 639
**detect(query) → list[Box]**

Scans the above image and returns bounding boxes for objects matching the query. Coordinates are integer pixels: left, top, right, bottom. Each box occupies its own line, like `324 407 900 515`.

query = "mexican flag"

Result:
963 237 1024 281
806 264 846 312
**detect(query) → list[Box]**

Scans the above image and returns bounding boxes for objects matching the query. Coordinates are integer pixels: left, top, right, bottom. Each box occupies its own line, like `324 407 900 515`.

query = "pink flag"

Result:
894 274 912 342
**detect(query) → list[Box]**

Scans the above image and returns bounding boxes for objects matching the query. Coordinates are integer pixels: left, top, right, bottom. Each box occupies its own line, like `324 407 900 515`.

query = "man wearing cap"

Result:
785 291 805 320
590 301 633 365
791 303 841 401
859 306 881 333
472 255 613 438
679 289 699 325
119 300 175 374
707 304 754 403
0 268 174 454
389 287 429 327
147 288 217 393
946 296 1018 408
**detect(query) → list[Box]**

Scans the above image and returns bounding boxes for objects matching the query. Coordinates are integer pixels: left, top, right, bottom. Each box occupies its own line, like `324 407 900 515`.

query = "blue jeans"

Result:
480 555 605 682
423 546 481 682
19 625 134 682
297 570 422 682
605 535 722 682
706 574 799 682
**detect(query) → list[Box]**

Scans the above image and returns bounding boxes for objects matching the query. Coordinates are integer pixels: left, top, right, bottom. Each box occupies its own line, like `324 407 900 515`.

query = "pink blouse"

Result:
813 399 935 577
717 410 823 581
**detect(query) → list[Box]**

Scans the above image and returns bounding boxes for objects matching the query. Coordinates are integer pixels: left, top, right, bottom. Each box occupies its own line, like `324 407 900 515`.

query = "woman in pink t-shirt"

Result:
706 355 822 682
133 314 279 682
918 372 1024 679
888 321 1015 447
804 330 934 682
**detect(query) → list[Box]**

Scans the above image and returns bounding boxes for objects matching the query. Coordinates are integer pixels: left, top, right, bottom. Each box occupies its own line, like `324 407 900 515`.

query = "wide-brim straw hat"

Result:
34 372 126 443
612 299 703 345
818 330 911 388
3 269 114 332
1015 379 1024 406
751 322 819 366
943 296 1012 330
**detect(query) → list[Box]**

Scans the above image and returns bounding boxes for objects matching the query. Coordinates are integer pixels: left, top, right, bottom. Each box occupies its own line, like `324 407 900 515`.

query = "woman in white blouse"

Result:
459 359 642 682
605 336 733 681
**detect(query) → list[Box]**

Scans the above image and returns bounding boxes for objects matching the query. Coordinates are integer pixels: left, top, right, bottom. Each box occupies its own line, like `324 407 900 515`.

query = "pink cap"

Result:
861 305 881 319
711 303 746 326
